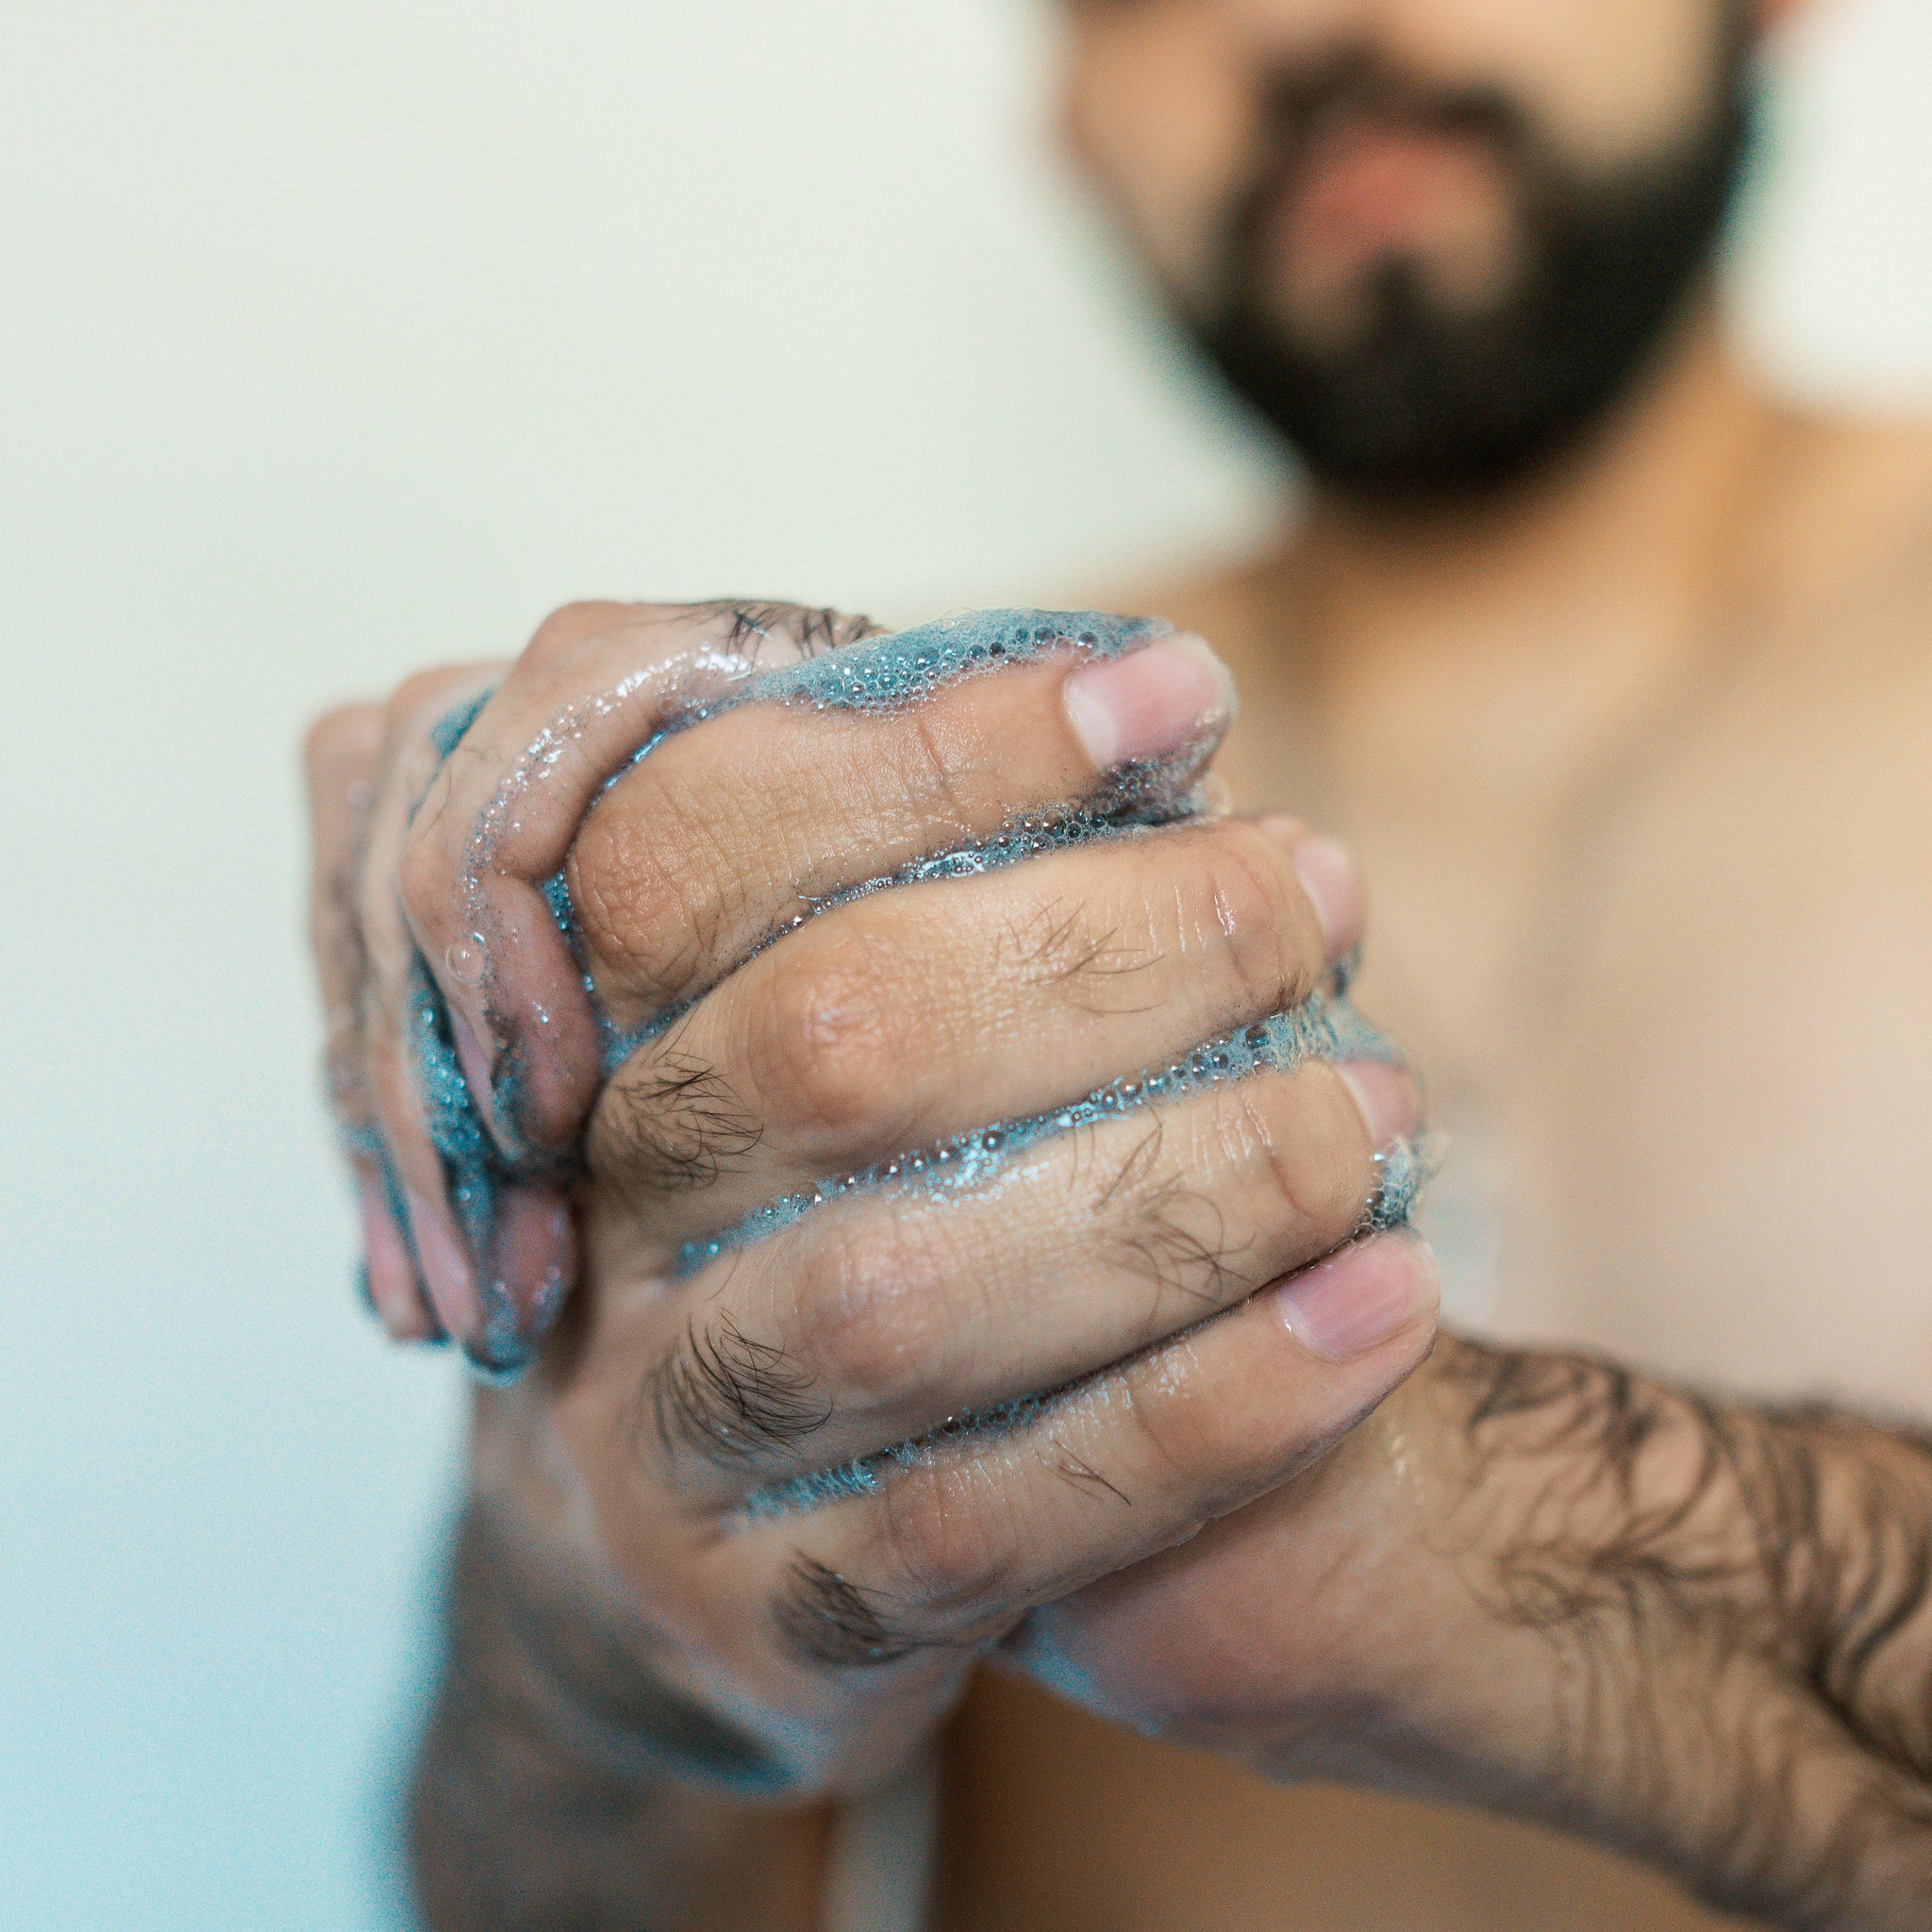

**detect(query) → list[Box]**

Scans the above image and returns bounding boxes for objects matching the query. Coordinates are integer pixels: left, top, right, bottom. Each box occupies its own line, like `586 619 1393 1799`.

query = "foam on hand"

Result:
399 609 1430 1381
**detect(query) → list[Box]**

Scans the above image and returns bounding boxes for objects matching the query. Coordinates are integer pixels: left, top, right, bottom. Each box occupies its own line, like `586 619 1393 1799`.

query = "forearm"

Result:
408 1497 829 1932
1348 1339 1932 1927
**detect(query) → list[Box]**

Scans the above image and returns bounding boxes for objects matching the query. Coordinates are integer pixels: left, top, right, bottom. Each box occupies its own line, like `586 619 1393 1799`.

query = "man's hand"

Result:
309 601 1932 1932
305 601 1441 1924
1015 1338 1932 1930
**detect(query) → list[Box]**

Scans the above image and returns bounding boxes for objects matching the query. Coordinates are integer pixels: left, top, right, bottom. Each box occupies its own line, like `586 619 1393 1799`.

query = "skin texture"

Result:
1058 0 1727 317
936 0 1932 1924
302 0 1932 1923
984 1341 1932 1927
307 585 1932 1932
306 605 1450 1927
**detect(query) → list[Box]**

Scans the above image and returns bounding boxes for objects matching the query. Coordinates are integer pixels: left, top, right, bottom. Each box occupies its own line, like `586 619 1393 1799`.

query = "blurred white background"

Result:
1 1 1926 1926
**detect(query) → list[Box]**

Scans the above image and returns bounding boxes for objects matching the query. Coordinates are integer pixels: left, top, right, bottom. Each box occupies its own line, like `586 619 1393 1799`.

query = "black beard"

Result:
1183 42 1757 503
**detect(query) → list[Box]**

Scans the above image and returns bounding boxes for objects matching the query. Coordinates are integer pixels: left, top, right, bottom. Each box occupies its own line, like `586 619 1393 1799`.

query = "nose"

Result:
1209 0 1367 63
1211 0 1471 74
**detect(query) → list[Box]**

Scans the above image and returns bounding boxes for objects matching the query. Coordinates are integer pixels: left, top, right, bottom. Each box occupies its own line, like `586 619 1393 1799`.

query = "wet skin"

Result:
926 0 1932 1922
308 601 1441 1815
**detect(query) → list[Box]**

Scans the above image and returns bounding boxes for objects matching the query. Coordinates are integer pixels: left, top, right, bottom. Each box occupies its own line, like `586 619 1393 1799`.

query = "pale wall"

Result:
2 2 1926 1925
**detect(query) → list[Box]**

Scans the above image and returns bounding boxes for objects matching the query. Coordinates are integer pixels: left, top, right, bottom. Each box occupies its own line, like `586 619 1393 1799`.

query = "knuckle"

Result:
895 705 974 817
1116 1341 1255 1509
1192 828 1314 1014
1101 1120 1255 1309
875 1464 1018 1616
590 1048 761 1200
642 1308 828 1471
771 1555 924 1669
742 939 900 1139
567 780 724 1006
1233 1075 1361 1242
1119 1357 1219 1485
792 1222 941 1412
524 599 634 664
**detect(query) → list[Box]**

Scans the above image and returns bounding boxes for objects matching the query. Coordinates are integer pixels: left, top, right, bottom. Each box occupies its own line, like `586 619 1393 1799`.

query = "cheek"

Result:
1398 0 1730 168
1062 19 1257 307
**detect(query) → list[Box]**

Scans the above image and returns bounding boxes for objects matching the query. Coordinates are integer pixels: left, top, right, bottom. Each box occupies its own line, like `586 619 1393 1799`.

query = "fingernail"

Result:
406 1188 481 1340
1259 817 1362 960
483 1186 576 1346
451 1012 499 1132
1336 1059 1417 1152
1275 1237 1440 1360
1062 635 1235 769
359 1177 424 1333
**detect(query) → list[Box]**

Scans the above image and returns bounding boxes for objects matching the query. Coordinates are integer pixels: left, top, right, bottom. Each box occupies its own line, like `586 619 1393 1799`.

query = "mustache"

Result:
1221 47 1534 274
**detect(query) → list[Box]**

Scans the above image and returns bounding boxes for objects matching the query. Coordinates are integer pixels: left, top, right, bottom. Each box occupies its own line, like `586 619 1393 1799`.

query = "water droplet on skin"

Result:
416 613 1407 1309
444 937 488 986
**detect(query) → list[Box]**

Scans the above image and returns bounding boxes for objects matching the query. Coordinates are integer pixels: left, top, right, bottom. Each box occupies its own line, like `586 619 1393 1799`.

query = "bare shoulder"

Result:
1779 408 1932 601
1757 408 1932 689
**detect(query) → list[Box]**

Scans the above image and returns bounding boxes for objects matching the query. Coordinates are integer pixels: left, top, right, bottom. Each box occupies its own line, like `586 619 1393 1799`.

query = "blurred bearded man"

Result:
938 0 1932 1926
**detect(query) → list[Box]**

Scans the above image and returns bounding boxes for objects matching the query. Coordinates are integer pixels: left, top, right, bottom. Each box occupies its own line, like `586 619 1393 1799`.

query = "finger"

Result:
719 1234 1441 1669
352 1159 439 1341
616 1053 1415 1505
396 600 880 1162
566 623 1233 1039
304 702 385 1056
584 813 1360 1243
304 702 439 1341
381 605 1225 1368
354 661 521 1351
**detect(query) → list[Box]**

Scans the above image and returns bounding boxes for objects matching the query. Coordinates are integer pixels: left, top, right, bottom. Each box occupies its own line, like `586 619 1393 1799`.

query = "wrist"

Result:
1314 1340 1932 1928
468 1379 979 1802
410 1493 831 1931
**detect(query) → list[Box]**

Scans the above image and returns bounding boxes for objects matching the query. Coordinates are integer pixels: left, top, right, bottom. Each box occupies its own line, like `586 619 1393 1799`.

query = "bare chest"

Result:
1229 658 1932 1412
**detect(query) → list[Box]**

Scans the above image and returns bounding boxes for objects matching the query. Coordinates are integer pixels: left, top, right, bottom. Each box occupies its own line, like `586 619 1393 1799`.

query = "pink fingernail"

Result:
1257 818 1362 960
1336 1059 1418 1153
483 1186 577 1353
406 1189 481 1339
1275 1238 1440 1360
452 1013 498 1127
359 1178 425 1335
1062 635 1235 769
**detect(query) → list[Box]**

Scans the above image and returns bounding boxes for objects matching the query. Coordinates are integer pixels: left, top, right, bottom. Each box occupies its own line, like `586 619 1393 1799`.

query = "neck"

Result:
1285 304 1784 668
1240 304 1801 812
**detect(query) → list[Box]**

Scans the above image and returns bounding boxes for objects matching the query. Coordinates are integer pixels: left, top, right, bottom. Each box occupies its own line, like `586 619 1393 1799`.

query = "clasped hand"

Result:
305 599 1439 1795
